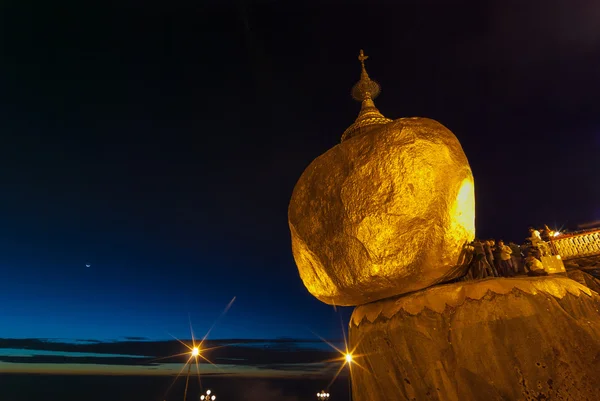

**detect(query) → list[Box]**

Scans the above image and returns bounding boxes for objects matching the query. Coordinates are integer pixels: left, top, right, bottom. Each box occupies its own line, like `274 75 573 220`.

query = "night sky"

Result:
1 0 599 346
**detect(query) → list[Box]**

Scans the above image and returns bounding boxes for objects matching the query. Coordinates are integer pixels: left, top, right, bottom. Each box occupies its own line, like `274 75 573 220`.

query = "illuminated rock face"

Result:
289 117 475 306
349 277 600 401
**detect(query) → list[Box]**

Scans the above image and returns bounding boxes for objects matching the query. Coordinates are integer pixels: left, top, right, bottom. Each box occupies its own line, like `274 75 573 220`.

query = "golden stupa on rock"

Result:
289 50 476 306
289 51 600 401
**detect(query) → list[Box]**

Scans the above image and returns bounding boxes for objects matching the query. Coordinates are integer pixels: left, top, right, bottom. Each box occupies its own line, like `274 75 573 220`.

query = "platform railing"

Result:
549 229 600 260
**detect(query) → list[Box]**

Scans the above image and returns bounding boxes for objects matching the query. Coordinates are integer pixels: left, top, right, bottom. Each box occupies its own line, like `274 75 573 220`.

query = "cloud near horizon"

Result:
0 337 348 378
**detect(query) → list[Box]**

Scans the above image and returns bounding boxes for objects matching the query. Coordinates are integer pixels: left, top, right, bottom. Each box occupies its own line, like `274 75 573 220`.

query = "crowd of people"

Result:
464 227 554 281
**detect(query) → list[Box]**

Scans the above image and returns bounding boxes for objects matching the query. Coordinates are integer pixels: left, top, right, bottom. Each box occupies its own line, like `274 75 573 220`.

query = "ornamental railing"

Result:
549 229 600 260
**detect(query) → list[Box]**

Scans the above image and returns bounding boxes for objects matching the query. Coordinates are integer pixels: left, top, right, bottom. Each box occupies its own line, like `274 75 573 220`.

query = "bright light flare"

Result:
451 178 476 236
159 297 236 401
309 308 370 392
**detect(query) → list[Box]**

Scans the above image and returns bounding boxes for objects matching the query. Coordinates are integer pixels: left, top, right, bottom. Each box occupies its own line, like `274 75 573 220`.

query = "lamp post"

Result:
317 391 330 400
183 347 200 401
200 389 216 401
345 353 353 401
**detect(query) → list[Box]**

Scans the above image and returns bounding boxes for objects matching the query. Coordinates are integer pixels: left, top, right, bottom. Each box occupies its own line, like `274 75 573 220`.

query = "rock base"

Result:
563 255 600 271
567 269 600 293
349 277 600 401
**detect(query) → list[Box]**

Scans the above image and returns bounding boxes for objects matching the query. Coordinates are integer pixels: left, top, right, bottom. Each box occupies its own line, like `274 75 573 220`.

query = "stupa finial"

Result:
351 49 381 102
358 49 370 79
342 50 391 141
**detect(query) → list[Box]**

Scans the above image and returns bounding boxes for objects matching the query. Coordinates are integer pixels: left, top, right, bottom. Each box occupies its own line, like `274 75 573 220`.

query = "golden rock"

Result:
289 116 475 306
349 277 600 400
289 51 475 305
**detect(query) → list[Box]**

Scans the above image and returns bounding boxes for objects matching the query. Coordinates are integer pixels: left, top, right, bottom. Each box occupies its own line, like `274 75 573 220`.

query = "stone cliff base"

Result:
567 269 600 293
563 255 600 271
349 277 600 401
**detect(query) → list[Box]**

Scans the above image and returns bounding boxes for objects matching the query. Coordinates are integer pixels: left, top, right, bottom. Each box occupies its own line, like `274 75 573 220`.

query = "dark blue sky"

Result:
1 1 599 342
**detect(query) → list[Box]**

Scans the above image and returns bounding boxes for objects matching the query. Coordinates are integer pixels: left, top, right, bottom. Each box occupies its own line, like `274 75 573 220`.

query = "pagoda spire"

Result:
342 50 392 142
352 49 381 102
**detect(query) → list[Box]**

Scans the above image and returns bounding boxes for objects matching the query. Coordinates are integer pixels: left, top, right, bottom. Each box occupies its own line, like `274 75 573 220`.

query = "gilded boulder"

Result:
289 117 475 306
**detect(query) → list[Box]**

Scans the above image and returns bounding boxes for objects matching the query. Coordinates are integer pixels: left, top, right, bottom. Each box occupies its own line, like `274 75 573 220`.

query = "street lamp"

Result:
183 347 200 401
317 391 330 400
200 389 216 401
345 353 353 401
